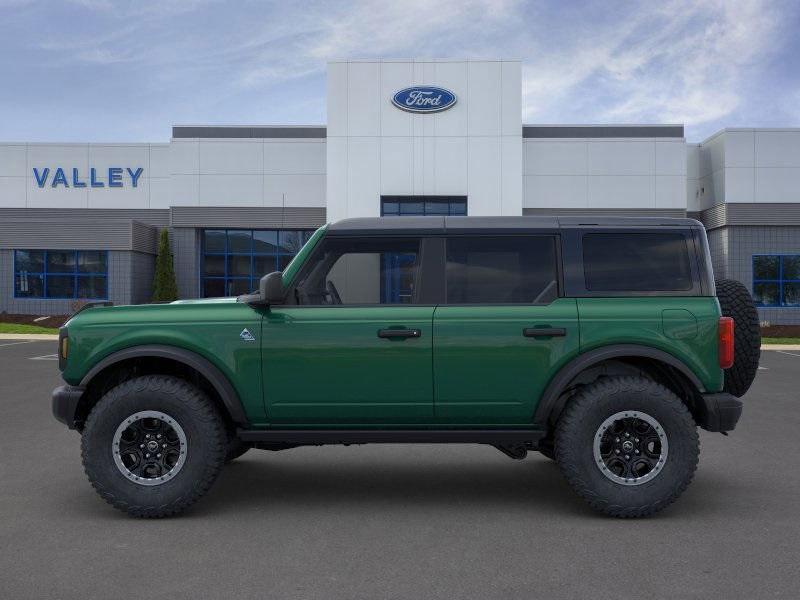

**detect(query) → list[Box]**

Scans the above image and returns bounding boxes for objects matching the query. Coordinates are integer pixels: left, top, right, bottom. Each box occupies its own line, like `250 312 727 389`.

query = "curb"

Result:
0 334 59 340
761 344 800 351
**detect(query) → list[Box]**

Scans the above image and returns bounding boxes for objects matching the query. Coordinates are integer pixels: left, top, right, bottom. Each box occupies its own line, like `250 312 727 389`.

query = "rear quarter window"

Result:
582 232 693 292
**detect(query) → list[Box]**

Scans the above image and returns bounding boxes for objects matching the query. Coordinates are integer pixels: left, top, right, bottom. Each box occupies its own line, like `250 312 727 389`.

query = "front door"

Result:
262 236 434 424
433 235 580 424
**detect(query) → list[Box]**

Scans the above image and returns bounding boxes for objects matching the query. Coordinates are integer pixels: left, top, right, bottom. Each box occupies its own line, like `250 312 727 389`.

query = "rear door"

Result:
432 235 579 424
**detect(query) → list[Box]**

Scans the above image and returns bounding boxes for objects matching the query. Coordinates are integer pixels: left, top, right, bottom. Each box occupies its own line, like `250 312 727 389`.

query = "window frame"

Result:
752 254 800 308
381 196 467 217
441 234 563 306
284 235 431 307
13 249 109 300
200 228 314 298
560 228 703 298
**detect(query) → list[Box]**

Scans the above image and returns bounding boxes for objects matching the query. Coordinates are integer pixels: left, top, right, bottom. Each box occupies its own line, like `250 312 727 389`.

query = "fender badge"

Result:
239 328 256 342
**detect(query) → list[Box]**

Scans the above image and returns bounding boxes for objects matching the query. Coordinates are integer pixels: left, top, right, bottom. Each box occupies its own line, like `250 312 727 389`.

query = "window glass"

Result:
295 238 421 305
204 230 226 253
78 251 107 273
227 255 251 277
254 255 277 277
381 196 467 216
583 233 692 292
227 230 252 253
253 231 278 253
753 254 800 307
203 255 225 277
446 236 557 304
47 251 76 273
278 231 306 254
203 278 225 298
14 250 107 299
753 255 779 280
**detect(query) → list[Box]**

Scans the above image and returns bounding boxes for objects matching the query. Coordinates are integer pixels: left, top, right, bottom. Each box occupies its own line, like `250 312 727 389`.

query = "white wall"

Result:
0 143 168 209
523 136 687 211
692 128 800 209
326 59 523 221
0 138 326 210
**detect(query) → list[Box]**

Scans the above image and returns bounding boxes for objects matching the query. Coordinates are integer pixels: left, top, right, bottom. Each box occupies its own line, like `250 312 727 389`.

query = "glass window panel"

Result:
278 231 306 254
446 236 558 304
302 230 314 244
78 251 107 273
753 282 779 306
381 202 399 215
203 255 225 276
424 201 449 215
277 255 293 272
782 256 800 280
253 230 279 253
227 230 252 253
47 251 76 274
782 282 800 307
227 255 251 277
450 201 467 215
294 238 420 305
753 256 779 280
226 278 252 296
203 278 225 298
15 272 44 297
15 250 44 272
77 275 107 299
254 255 277 277
583 233 692 292
46 275 75 298
399 202 424 215
204 230 226 253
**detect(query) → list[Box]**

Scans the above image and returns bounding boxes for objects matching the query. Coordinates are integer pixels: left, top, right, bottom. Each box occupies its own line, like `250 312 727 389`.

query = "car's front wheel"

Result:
81 375 226 518
554 376 699 518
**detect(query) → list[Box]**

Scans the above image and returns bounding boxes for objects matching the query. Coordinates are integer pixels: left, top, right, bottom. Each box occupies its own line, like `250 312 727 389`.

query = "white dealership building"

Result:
1 59 799 321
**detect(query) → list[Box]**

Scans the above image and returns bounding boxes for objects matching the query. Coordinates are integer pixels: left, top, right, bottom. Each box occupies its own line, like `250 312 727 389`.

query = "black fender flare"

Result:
534 344 706 426
80 344 249 426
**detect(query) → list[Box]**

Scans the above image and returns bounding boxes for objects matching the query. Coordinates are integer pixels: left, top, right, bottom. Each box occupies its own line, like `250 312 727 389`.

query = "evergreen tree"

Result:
151 229 179 302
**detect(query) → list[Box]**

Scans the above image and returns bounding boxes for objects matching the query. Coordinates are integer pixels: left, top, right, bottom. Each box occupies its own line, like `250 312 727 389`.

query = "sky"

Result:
0 0 798 143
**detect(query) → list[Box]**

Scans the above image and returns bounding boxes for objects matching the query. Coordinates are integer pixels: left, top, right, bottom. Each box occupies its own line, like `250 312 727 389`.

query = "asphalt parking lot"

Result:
1 340 799 599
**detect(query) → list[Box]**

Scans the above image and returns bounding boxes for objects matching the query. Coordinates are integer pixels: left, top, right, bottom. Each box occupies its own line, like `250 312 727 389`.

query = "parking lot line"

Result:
0 341 35 349
30 354 58 361
776 350 800 358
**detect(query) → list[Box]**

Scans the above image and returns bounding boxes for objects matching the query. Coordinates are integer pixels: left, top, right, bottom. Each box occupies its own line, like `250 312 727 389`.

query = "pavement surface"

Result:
1 340 799 600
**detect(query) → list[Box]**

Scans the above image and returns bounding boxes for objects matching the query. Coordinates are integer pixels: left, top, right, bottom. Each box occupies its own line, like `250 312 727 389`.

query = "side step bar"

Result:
237 428 546 445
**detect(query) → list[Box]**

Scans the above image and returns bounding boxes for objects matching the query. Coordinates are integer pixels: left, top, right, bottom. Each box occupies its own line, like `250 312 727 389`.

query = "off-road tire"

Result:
81 375 226 518
555 376 699 518
716 278 761 397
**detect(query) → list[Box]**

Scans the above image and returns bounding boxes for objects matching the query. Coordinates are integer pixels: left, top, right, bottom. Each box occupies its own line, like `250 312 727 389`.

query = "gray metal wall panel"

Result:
523 208 687 218
0 220 134 250
170 206 327 229
131 221 159 254
172 126 326 139
171 228 199 299
700 203 800 229
0 208 169 227
522 125 684 138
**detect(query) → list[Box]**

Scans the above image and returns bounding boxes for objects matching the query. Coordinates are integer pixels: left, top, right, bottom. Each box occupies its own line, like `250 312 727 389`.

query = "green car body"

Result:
56 216 727 433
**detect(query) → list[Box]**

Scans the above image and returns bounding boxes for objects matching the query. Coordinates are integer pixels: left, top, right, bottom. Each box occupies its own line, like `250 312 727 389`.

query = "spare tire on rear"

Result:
716 278 761 397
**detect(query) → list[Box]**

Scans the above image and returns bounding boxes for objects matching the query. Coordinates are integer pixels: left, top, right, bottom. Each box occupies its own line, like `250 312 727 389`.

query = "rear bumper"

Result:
52 385 85 430
697 392 743 433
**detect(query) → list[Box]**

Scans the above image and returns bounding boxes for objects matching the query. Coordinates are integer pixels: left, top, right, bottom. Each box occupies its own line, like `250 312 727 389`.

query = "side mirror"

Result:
237 271 284 306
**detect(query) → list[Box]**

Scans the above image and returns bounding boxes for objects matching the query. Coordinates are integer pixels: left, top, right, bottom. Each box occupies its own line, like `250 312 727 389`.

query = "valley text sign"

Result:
392 86 457 113
32 167 144 188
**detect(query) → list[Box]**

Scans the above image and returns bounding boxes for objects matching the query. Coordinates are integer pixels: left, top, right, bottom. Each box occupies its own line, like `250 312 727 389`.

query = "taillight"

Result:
718 317 734 369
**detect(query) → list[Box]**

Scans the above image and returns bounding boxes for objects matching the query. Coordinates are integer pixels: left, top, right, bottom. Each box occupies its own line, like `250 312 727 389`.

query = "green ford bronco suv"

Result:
52 216 760 518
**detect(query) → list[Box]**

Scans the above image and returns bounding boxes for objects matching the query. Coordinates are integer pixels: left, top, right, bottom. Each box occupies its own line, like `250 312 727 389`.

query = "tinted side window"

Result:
582 233 692 292
294 238 420 305
446 236 558 304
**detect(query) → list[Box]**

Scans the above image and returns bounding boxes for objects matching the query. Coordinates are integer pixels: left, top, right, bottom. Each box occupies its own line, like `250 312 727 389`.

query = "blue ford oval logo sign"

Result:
392 86 457 113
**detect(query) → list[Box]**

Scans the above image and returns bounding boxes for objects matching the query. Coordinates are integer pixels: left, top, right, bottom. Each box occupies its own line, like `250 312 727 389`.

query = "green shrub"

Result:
151 229 179 302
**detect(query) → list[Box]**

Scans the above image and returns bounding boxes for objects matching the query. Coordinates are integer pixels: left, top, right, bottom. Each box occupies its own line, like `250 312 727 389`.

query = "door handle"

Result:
378 328 422 339
523 327 567 338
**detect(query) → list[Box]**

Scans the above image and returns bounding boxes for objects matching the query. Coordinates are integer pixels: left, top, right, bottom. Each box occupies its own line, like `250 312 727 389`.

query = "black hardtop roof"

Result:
327 215 703 235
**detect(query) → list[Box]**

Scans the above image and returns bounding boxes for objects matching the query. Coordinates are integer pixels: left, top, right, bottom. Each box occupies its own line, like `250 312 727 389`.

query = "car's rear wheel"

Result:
555 376 699 518
716 278 761 397
81 375 226 518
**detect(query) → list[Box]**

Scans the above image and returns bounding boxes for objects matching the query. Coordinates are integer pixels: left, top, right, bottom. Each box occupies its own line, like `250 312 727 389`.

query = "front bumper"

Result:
697 392 743 433
52 385 85 430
